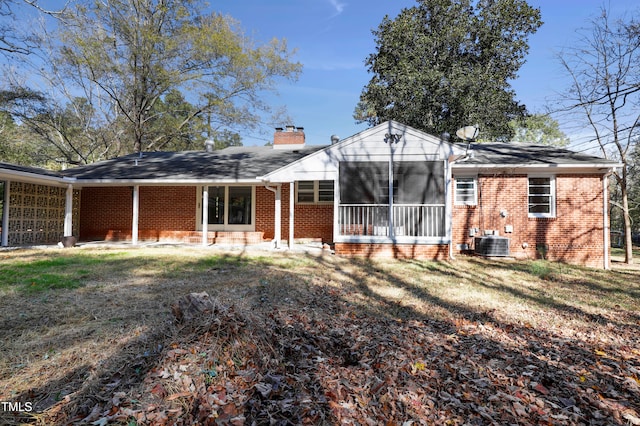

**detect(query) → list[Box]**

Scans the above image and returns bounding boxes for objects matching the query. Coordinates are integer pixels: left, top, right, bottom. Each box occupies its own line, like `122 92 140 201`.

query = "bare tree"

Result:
557 7 640 264
0 0 66 55
54 0 301 154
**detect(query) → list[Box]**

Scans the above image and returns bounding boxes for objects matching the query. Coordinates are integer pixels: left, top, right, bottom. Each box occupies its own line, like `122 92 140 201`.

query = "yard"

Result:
1 246 639 425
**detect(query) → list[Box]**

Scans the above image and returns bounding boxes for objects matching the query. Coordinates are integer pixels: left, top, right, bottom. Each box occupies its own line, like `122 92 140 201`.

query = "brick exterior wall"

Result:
77 174 608 268
334 243 449 260
80 184 334 244
256 184 334 242
80 186 197 241
452 174 608 268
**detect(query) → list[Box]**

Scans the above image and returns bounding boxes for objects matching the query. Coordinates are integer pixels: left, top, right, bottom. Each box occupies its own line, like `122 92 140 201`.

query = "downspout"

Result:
603 171 613 270
264 184 282 249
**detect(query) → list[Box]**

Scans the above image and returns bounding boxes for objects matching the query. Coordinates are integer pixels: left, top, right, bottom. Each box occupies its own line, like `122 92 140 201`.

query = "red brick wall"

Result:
139 186 197 231
334 243 449 260
452 174 608 268
81 185 334 243
79 186 196 241
80 187 132 241
256 184 334 242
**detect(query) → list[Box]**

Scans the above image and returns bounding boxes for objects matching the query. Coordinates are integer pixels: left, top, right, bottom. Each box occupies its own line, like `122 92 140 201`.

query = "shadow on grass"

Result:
303 252 640 423
0 249 336 425
1 248 639 424
401 255 640 329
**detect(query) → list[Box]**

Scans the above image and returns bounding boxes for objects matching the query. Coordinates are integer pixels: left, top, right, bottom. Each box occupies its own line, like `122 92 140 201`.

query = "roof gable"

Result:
261 121 463 182
333 120 461 160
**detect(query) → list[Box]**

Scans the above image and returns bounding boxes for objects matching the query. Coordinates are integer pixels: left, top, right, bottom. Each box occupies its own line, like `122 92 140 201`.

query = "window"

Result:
207 186 225 224
297 181 315 203
455 177 477 206
203 186 254 229
318 180 334 202
296 180 334 203
228 186 252 225
528 176 555 217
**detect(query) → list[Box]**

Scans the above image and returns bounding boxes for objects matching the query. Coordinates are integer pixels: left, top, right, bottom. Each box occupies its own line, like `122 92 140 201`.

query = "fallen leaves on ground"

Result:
2 252 639 425
67 291 640 425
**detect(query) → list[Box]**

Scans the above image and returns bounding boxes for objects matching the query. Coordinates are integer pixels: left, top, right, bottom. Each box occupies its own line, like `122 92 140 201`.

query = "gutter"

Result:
69 178 261 186
0 169 70 186
453 162 623 170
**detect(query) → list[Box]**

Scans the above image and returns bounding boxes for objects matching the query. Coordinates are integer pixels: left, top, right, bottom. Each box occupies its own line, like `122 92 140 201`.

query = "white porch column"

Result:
132 185 139 244
2 180 9 247
63 184 73 236
289 181 295 249
202 186 209 246
274 185 282 248
388 148 395 238
333 178 340 241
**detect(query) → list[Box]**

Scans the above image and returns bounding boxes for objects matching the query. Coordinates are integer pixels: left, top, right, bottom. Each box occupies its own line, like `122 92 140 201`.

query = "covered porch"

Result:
261 121 462 258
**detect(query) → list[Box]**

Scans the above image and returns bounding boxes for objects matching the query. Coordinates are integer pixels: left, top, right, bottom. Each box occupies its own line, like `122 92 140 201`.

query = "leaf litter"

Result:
0 248 639 425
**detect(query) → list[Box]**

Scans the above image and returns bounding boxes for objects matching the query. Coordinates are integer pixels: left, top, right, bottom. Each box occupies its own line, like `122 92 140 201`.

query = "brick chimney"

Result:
273 125 305 149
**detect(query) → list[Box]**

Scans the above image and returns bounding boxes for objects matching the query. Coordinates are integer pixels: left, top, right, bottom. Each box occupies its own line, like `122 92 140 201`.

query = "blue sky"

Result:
214 0 640 147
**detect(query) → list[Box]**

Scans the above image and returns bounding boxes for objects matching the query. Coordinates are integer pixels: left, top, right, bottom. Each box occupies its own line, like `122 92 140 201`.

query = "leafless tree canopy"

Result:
556 7 640 263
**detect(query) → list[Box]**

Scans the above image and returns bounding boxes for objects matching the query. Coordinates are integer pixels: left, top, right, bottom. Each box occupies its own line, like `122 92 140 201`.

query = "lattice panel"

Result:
6 182 79 246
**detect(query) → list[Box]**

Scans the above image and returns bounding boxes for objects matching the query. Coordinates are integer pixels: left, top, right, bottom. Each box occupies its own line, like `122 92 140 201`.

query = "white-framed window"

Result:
528 176 556 218
199 185 255 230
454 176 477 206
318 180 334 202
296 180 334 204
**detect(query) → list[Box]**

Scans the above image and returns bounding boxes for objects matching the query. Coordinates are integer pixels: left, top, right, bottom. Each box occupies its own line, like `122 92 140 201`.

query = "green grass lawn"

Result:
611 246 640 258
1 246 639 425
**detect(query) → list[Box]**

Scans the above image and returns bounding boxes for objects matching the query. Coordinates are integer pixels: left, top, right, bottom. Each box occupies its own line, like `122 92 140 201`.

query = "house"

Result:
0 121 621 268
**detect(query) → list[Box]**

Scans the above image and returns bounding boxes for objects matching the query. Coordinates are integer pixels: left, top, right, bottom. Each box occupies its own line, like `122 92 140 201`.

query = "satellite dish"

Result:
455 125 479 141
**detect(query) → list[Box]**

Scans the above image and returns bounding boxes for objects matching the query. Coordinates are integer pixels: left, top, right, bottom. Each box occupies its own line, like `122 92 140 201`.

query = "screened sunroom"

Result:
337 160 446 240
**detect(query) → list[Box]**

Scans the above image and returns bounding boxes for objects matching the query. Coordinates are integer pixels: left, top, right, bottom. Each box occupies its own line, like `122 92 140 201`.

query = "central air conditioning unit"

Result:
474 236 510 257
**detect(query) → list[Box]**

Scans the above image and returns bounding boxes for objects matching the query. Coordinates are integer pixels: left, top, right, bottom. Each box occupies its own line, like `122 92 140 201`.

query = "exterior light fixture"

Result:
384 133 402 144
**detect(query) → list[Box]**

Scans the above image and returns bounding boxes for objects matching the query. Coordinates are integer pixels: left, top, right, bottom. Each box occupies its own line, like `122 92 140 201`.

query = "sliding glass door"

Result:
203 186 254 231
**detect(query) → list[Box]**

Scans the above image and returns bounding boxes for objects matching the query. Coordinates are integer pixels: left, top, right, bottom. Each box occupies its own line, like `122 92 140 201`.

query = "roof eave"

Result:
0 169 74 186
71 178 262 187
452 162 622 171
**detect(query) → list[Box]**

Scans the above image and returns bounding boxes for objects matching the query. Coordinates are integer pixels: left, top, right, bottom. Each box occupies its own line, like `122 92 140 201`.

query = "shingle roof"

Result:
0 141 619 185
461 143 619 166
62 146 327 182
0 161 63 178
